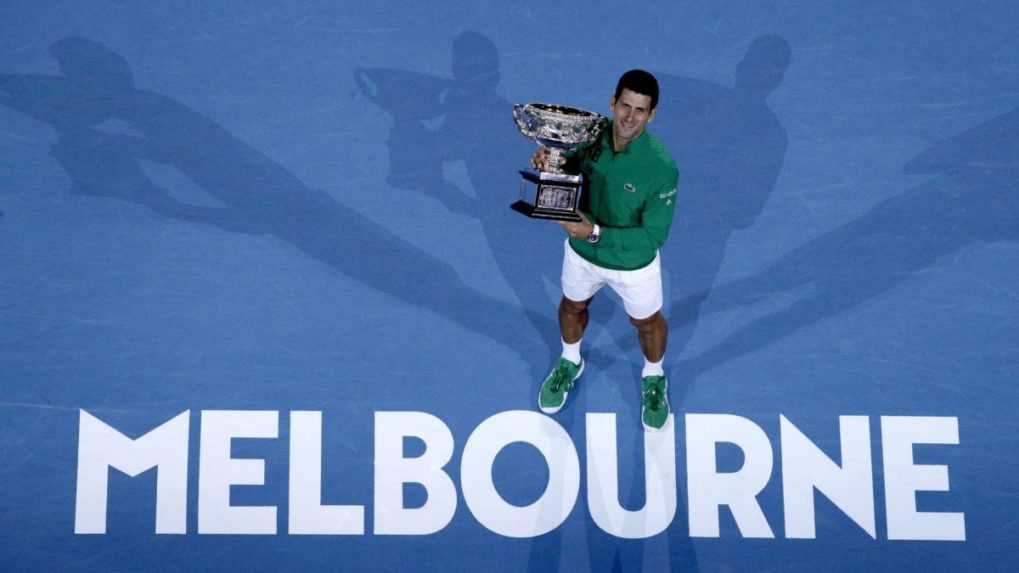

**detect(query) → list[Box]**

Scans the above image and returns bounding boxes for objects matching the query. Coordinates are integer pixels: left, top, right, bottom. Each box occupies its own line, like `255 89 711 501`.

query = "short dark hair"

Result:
614 69 659 110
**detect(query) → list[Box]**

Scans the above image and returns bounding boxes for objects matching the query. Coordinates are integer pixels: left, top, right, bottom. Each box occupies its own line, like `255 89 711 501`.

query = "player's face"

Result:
610 88 655 146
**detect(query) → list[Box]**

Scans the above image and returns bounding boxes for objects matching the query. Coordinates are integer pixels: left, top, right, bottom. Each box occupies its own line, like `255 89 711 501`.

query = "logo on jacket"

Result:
623 182 636 193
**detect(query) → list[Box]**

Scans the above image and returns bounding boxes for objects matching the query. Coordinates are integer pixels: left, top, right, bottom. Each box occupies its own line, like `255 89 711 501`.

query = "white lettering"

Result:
289 411 364 535
74 410 190 534
461 411 579 538
881 416 965 541
781 415 875 538
197 411 278 534
686 414 775 538
586 413 676 539
71 409 967 543
373 411 457 535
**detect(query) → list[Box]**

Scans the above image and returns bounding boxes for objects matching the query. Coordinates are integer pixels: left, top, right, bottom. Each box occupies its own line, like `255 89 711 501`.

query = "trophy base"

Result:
514 169 584 222
511 200 582 222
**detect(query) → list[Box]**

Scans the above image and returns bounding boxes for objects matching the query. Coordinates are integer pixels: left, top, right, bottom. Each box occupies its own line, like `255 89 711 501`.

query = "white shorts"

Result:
561 240 663 320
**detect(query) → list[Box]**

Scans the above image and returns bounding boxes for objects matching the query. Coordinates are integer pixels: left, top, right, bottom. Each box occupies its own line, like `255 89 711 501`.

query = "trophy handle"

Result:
512 104 530 135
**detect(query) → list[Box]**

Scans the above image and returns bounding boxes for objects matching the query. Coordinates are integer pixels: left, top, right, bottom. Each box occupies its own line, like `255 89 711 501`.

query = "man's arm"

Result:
559 169 679 248
597 169 680 251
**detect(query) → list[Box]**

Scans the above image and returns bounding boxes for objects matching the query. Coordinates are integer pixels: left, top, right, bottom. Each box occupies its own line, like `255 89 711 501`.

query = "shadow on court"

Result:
673 101 1019 383
0 37 552 375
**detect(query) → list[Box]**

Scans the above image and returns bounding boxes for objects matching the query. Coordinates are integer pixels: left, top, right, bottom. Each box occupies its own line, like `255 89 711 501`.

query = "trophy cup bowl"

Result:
512 103 607 221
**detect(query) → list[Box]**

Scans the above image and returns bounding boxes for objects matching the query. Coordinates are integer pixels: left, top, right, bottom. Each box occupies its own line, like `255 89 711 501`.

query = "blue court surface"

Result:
2 2 1017 571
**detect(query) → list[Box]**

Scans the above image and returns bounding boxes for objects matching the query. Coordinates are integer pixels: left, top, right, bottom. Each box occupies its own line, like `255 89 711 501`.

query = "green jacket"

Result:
568 126 679 270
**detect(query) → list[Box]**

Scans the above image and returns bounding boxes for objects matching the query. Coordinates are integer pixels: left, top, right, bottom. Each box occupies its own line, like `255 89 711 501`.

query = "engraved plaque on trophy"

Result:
512 103 607 222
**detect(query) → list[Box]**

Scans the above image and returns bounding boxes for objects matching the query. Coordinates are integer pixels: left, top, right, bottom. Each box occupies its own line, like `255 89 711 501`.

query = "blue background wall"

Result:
2 1 1017 571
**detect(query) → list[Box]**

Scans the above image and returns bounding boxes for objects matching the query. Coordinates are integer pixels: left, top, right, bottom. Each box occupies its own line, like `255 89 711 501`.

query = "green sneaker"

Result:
641 375 670 431
538 358 584 414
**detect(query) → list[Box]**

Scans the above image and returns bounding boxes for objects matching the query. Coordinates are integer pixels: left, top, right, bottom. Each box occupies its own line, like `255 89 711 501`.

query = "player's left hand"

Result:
558 212 594 240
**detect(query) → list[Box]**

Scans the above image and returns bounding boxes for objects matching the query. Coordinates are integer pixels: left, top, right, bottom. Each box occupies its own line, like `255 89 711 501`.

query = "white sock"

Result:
642 358 664 378
561 339 582 365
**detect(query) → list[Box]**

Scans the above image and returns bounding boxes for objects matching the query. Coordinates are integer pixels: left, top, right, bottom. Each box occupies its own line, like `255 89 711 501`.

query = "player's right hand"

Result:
530 146 561 171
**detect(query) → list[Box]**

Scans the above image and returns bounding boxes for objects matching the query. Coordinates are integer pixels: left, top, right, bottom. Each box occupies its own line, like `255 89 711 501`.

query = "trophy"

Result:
512 103 607 221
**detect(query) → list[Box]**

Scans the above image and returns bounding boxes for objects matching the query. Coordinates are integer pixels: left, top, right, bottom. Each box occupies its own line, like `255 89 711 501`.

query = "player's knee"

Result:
560 296 590 316
629 310 664 330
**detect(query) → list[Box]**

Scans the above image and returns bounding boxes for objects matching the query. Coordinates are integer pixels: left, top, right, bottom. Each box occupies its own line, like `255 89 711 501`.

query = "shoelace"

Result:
550 363 574 393
642 385 663 411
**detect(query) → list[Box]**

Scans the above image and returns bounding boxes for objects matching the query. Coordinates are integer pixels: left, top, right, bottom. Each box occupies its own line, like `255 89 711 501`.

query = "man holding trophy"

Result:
517 69 679 431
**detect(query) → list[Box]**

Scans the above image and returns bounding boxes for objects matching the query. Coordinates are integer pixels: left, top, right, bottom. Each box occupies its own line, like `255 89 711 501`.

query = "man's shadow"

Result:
0 37 551 371
355 31 587 367
672 100 1019 381
616 35 793 386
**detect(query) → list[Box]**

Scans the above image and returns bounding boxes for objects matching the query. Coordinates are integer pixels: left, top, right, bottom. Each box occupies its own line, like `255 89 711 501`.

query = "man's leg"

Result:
540 242 605 414
631 310 670 431
614 253 670 432
560 296 592 346
630 310 668 364
538 296 591 414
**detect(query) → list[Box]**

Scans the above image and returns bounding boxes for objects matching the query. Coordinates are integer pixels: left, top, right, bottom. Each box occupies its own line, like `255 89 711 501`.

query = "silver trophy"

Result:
512 103 608 221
